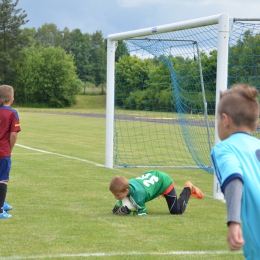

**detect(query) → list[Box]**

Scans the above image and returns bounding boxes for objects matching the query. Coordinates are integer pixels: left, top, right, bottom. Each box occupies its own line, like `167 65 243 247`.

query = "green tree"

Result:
60 27 71 52
229 30 260 87
115 40 129 62
89 30 106 87
115 55 150 107
0 0 28 83
21 27 36 47
69 29 92 83
14 46 82 107
124 57 176 112
34 23 63 47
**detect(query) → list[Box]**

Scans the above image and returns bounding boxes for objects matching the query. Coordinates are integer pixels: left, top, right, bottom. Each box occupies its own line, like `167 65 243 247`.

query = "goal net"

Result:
106 15 260 175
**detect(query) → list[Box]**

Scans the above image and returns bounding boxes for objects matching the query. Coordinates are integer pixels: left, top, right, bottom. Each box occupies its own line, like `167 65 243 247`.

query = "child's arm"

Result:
224 179 245 250
129 197 147 215
136 207 148 215
10 132 18 152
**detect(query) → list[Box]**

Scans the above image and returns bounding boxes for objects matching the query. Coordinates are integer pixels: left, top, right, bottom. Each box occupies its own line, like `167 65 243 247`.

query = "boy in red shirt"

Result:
0 85 21 219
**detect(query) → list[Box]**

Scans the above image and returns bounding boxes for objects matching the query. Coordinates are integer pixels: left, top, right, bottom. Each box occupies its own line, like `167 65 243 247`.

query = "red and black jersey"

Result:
0 106 21 158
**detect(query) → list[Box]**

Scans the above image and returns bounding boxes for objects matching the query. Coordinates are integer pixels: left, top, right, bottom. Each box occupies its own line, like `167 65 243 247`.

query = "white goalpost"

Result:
106 13 229 200
105 13 260 200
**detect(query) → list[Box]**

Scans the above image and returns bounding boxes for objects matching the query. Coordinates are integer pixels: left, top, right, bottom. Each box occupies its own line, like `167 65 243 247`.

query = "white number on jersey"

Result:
136 173 159 187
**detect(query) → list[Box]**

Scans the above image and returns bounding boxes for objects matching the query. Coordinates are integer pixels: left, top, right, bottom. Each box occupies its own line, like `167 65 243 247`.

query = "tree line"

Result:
0 0 128 107
1 0 259 109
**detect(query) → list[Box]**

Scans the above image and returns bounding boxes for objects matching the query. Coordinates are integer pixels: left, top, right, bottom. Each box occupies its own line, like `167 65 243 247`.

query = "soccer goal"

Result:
105 14 260 199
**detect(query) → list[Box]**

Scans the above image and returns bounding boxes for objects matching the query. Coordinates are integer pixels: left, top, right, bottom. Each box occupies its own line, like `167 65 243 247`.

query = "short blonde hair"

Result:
0 85 14 105
109 176 129 193
218 84 259 130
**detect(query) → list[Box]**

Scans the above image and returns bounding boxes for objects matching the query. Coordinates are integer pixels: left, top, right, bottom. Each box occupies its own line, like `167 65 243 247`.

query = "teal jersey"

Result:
211 132 260 259
128 170 173 215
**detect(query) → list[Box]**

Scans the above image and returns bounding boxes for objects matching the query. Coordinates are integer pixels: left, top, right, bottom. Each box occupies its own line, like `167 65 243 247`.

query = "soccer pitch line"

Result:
1 250 242 259
15 144 145 177
15 144 215 200
15 144 105 167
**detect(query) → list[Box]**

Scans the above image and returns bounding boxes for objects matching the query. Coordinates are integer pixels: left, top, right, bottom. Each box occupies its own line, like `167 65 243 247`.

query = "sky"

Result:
17 0 260 38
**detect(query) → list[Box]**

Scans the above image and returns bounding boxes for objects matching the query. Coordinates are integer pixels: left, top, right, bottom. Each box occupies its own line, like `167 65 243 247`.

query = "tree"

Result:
69 29 92 83
229 30 260 87
34 23 63 48
60 27 71 52
88 30 106 87
115 55 151 107
14 46 82 107
20 27 36 47
115 40 129 62
0 0 28 83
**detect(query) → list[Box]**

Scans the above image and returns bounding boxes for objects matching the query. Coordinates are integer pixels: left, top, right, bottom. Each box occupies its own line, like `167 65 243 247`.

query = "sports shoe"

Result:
0 210 12 219
184 181 203 199
3 201 12 211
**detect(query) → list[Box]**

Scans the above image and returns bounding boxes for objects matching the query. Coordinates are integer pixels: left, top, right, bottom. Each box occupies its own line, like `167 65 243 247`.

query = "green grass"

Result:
1 96 244 259
15 94 107 114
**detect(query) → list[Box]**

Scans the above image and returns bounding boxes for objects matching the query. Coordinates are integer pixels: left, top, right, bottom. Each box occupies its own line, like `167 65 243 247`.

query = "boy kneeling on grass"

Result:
109 170 203 216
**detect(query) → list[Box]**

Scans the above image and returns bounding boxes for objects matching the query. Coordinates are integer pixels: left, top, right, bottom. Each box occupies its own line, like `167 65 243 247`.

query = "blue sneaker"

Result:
3 201 12 211
0 210 12 219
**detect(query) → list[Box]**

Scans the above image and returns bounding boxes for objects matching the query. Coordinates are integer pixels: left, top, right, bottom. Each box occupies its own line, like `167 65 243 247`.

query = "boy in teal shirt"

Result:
211 84 260 259
109 170 203 215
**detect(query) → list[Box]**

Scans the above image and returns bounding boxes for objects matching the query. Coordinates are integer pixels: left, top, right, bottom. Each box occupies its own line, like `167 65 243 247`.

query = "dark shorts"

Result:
0 157 11 182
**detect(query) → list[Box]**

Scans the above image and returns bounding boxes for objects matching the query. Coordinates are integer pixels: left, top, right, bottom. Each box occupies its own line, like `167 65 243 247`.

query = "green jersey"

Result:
128 170 173 215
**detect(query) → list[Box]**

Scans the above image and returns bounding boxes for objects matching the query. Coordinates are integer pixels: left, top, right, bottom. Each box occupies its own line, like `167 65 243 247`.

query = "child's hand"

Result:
227 222 245 250
112 200 123 213
113 206 131 215
112 205 120 214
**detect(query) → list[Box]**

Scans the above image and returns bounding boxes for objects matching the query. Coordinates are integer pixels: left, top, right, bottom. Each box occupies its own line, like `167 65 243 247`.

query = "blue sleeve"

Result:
211 144 243 193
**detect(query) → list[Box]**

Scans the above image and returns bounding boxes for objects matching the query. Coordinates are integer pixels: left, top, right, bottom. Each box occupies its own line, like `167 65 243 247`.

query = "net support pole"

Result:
213 13 230 200
105 39 116 168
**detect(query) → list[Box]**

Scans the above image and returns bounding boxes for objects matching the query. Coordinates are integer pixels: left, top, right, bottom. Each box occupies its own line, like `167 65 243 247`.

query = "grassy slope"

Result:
15 94 107 114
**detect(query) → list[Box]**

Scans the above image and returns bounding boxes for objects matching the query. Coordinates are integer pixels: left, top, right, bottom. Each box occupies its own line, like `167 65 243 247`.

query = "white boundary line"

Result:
1 250 242 259
14 143 141 177
15 144 105 167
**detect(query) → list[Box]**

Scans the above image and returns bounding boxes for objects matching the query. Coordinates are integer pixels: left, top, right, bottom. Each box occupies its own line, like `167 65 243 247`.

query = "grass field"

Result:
1 95 243 260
